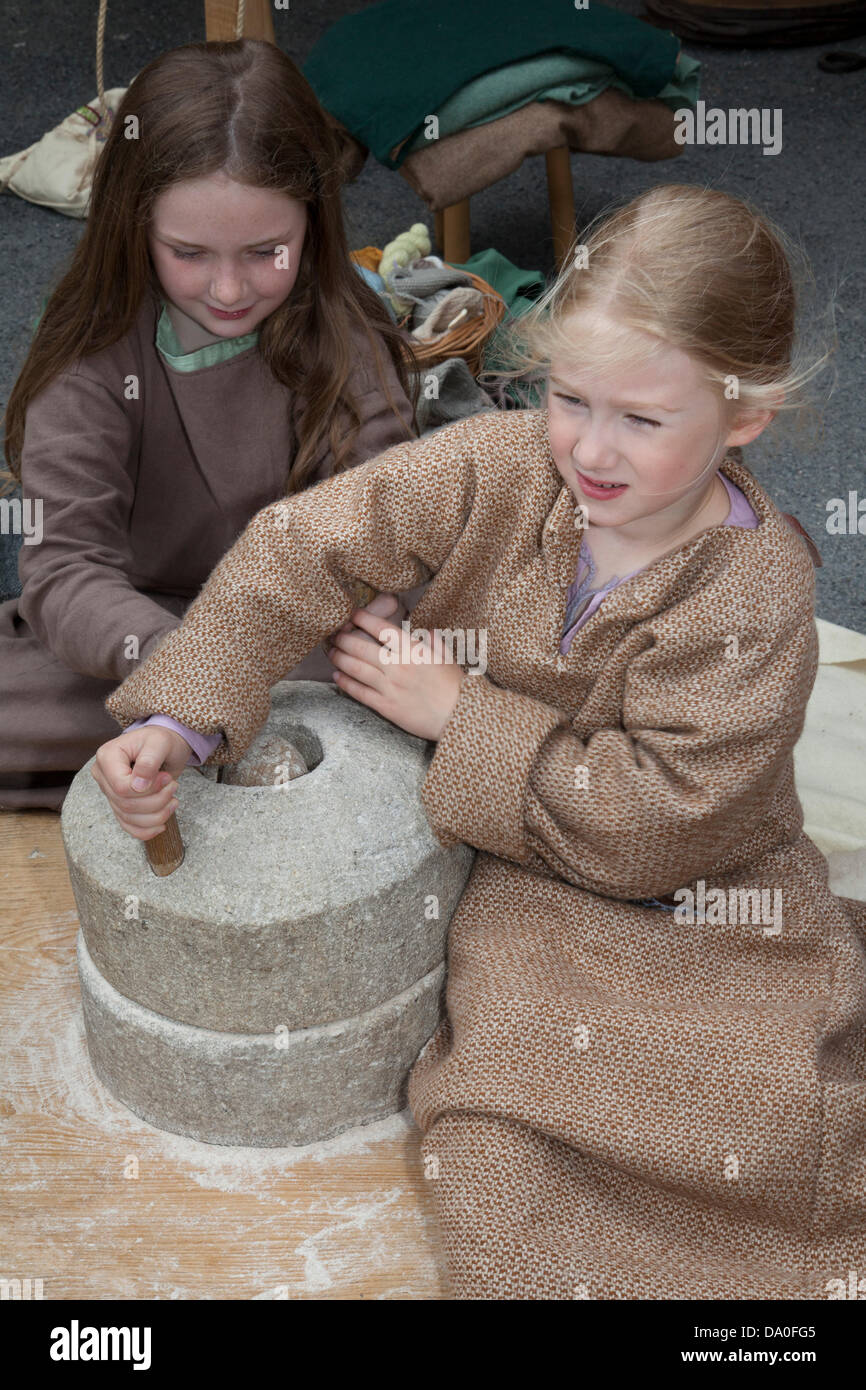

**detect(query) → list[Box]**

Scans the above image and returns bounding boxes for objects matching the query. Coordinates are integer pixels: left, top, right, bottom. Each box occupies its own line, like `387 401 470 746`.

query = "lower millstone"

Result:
77 931 446 1147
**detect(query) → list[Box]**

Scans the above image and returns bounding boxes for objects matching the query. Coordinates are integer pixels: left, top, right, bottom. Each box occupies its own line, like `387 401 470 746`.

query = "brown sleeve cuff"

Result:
421 672 569 860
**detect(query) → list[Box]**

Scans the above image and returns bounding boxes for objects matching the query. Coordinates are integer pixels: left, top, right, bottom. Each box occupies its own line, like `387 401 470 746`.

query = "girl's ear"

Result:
724 407 776 448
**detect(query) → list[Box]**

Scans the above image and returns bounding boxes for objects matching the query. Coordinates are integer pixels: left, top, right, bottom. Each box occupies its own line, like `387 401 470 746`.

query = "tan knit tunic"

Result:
105 408 866 1300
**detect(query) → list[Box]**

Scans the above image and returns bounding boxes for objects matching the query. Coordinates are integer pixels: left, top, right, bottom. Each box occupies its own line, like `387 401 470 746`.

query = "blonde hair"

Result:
481 184 834 436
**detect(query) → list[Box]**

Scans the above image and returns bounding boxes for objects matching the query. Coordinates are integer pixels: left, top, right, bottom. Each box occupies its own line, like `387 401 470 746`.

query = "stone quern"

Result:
62 680 475 1146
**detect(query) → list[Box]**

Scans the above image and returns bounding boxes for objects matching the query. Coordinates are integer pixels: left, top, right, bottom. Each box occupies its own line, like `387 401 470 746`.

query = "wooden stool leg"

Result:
439 200 471 265
545 147 576 270
205 0 275 42
434 210 444 251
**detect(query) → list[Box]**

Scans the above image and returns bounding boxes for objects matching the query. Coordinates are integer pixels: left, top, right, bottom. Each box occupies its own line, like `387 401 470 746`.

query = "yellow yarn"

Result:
378 223 432 314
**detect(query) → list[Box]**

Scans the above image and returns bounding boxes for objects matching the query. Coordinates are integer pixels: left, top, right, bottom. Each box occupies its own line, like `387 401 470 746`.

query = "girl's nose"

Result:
210 269 246 304
573 426 618 473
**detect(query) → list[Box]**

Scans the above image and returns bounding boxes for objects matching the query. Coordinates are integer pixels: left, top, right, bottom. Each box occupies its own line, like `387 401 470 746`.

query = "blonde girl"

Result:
96 184 865 1300
0 38 419 811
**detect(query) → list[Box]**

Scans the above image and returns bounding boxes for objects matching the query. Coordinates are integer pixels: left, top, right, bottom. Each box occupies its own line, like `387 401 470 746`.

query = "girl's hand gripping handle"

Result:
91 725 192 876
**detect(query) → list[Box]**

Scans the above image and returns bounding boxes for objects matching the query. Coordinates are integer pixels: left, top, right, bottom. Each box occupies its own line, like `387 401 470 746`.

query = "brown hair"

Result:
1 38 419 499
482 183 833 432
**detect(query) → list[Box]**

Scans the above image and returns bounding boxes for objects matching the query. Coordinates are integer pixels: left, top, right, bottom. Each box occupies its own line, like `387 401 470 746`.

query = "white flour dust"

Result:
3 896 441 1297
52 1006 418 1191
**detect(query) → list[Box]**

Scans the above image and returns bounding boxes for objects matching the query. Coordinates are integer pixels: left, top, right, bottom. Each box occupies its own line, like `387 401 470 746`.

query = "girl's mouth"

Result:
207 305 254 320
575 471 629 500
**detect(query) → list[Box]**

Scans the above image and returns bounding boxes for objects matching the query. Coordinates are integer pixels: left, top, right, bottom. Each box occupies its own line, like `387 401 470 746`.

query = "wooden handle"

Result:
145 812 185 877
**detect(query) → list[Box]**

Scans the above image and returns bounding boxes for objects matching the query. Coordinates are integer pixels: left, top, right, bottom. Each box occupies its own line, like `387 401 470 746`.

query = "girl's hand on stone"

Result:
91 726 191 841
324 604 466 742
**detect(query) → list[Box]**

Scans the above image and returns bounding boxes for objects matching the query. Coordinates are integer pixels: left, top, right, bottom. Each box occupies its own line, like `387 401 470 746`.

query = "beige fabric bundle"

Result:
398 90 683 211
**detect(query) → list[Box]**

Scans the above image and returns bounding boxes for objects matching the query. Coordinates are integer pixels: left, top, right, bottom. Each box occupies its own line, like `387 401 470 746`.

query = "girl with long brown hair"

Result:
0 37 420 810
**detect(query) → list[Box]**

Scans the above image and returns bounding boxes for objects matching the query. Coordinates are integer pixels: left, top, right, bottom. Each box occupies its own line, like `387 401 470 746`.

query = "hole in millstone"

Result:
219 722 324 789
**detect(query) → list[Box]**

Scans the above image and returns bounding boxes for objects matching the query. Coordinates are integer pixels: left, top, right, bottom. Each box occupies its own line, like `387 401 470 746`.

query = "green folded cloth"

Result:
448 248 546 320
303 0 682 169
402 51 701 157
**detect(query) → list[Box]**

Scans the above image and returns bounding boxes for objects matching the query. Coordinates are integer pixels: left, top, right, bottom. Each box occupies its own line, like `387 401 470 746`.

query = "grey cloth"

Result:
388 258 473 300
414 357 499 433
387 258 474 324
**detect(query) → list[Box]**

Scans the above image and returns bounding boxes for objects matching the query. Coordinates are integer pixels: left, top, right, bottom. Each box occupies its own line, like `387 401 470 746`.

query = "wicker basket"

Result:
351 246 506 379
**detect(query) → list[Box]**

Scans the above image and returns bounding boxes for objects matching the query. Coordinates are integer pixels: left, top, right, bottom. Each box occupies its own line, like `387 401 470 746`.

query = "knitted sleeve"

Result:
16 371 181 681
104 418 481 764
420 576 819 899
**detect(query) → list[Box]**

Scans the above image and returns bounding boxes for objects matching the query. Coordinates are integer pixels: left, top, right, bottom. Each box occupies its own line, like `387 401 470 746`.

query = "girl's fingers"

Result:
330 594 403 647
102 778 179 840
363 591 399 615
91 730 188 841
331 627 393 666
97 738 141 793
94 732 183 799
117 800 178 826
111 781 178 814
333 652 374 684
113 795 180 830
114 810 179 842
111 802 178 831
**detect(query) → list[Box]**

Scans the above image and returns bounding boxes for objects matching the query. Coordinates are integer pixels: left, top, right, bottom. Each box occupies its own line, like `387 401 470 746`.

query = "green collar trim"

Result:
156 300 260 371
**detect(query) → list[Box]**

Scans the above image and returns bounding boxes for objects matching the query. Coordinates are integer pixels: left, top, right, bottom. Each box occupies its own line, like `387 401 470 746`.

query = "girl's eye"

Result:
170 248 278 261
554 393 660 427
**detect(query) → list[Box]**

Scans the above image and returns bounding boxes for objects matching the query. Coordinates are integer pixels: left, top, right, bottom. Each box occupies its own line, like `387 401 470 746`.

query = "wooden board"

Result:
0 810 448 1300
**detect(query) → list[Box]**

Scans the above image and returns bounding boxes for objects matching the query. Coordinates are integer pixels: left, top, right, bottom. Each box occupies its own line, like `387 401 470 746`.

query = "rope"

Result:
235 0 247 38
96 0 107 111
73 0 110 199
